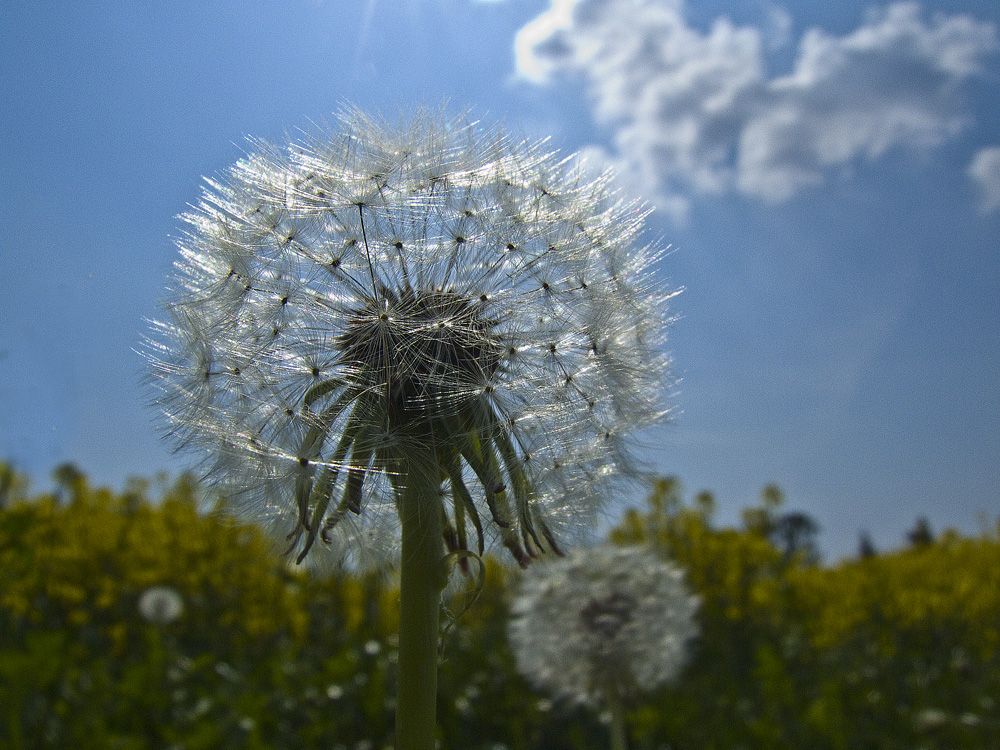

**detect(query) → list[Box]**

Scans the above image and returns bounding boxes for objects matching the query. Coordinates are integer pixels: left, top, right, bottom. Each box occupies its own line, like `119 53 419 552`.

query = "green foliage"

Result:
0 465 396 749
610 477 1000 749
1 464 998 748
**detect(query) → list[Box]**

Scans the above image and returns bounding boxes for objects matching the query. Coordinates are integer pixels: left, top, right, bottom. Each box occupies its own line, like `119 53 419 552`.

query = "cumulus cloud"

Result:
516 0 997 217
762 4 793 51
968 146 1000 212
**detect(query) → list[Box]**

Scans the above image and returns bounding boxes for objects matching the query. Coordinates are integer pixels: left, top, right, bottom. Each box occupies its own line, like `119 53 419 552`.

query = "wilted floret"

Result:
509 545 698 707
147 109 673 569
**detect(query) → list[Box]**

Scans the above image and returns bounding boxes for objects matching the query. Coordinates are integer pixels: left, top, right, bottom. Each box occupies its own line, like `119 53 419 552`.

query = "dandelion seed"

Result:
146 108 674 571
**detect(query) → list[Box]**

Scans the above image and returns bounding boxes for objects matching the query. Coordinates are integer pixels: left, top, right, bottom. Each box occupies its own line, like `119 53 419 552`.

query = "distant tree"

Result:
693 490 715 517
761 484 784 509
738 485 820 564
858 531 877 558
51 462 85 503
771 511 821 564
907 517 934 547
0 461 26 509
742 483 784 536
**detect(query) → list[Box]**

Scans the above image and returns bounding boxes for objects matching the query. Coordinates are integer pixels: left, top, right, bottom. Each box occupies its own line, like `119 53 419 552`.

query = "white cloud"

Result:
516 1 997 215
763 4 793 51
573 143 692 222
968 146 1000 212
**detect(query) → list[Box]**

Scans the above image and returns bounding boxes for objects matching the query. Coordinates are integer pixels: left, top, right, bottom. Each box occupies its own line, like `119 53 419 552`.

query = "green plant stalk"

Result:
395 450 448 750
608 694 628 750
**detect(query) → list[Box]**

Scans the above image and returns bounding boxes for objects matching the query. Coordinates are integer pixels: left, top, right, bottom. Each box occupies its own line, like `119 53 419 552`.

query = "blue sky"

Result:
2 0 998 559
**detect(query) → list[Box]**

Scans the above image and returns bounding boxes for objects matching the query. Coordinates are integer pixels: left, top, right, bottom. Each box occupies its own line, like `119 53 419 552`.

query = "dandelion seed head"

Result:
508 545 698 707
137 586 185 625
146 108 674 570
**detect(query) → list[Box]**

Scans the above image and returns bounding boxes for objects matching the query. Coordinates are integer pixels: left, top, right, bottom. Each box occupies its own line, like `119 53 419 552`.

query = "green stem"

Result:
395 448 447 750
608 694 629 750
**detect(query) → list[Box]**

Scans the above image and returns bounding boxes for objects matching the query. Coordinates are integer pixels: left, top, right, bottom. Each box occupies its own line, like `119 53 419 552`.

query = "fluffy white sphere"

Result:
147 109 673 569
509 545 698 707
137 586 185 625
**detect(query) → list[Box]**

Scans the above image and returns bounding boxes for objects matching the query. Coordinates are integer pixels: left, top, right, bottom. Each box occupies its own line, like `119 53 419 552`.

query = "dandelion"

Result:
509 545 698 749
146 108 672 749
137 585 185 625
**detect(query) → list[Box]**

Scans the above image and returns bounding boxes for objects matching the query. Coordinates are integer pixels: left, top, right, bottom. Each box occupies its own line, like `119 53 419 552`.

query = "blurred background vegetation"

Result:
1 462 997 749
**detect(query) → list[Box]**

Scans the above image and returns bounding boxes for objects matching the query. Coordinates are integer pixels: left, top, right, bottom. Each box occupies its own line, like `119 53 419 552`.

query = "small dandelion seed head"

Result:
137 586 185 625
508 545 698 708
145 107 674 570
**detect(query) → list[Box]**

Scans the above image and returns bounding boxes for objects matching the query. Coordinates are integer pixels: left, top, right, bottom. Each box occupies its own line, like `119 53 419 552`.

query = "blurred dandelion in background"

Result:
509 545 698 748
137 585 185 625
145 107 674 570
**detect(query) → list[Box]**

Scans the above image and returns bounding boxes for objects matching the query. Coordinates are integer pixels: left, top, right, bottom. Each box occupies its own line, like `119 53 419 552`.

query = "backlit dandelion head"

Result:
508 545 698 707
137 585 185 625
146 108 674 570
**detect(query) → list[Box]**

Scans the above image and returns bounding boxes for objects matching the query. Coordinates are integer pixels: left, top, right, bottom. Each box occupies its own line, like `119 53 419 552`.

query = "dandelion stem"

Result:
395 446 448 750
608 693 629 750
